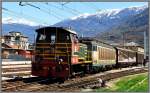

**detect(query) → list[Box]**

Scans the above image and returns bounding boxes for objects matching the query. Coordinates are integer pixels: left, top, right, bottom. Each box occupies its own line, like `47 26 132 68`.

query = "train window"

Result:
93 45 97 51
73 35 78 43
57 32 71 43
67 35 70 40
39 34 46 40
51 35 56 43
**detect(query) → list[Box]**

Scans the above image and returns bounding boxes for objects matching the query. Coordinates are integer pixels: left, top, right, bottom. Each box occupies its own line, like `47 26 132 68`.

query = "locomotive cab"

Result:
32 27 79 79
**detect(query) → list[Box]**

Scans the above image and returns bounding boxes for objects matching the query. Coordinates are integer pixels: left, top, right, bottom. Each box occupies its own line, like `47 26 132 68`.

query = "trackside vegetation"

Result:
95 72 148 92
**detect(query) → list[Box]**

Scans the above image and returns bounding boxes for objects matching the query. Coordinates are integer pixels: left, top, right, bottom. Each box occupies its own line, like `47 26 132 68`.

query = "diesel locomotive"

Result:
32 27 144 80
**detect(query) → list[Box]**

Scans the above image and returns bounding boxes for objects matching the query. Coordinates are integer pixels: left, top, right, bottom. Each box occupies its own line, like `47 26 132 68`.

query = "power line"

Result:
19 2 63 21
2 12 36 43
59 2 70 6
44 3 75 17
56 2 82 15
45 3 77 15
37 3 67 20
2 7 49 26
52 3 100 36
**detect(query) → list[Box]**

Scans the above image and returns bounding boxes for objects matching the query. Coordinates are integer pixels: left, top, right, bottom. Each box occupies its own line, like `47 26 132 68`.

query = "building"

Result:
2 31 29 50
1 31 33 59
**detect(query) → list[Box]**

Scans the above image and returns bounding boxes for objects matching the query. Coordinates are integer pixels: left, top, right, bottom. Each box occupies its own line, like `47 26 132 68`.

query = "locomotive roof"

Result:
79 37 114 47
36 27 77 34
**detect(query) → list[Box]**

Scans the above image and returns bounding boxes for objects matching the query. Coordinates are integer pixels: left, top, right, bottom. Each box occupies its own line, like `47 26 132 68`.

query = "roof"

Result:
9 31 21 33
79 37 114 47
6 44 19 49
3 35 14 37
2 43 21 49
36 26 77 35
125 42 139 46
116 47 137 52
113 44 144 49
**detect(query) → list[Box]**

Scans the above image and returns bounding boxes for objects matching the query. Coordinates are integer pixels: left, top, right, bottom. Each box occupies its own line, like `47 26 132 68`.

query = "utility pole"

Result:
122 31 126 47
144 31 147 65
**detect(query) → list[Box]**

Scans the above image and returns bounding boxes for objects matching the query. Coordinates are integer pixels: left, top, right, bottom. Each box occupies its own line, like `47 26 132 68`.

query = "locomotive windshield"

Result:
36 32 56 43
36 31 71 43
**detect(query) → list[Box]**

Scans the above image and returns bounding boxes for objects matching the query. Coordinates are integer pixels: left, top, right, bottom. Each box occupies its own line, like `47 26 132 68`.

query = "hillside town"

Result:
1 31 34 60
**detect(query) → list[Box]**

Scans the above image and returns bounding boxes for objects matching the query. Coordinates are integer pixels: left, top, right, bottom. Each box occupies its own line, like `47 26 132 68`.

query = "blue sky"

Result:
2 2 148 26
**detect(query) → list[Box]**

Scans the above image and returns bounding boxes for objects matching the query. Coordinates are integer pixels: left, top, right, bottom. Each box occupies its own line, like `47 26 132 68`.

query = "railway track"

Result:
2 61 31 78
60 67 148 89
2 67 148 92
2 77 51 92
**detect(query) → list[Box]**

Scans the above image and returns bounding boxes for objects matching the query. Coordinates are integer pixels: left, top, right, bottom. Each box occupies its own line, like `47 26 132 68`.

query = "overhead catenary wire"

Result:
44 3 76 17
55 2 101 36
2 7 49 26
2 9 42 43
19 2 63 21
59 2 70 6
21 2 101 37
2 13 35 43
45 2 78 16
36 2 68 19
58 3 82 14
2 11 36 33
54 2 82 15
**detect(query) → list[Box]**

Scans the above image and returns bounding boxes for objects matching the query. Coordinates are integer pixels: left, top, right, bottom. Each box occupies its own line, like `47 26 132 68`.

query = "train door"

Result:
71 34 79 64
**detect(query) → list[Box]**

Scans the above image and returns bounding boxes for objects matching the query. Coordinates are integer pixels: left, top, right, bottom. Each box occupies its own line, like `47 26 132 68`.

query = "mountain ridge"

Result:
2 5 148 45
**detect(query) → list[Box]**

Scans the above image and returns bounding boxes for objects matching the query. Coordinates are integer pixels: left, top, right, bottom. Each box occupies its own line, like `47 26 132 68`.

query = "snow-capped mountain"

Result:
96 7 149 45
2 17 40 26
54 5 148 37
2 5 148 44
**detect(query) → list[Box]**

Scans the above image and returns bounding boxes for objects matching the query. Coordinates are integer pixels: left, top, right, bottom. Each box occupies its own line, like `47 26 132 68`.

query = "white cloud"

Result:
2 17 39 26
